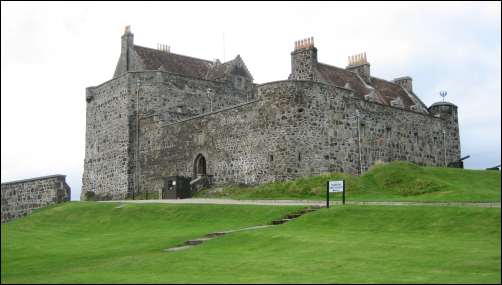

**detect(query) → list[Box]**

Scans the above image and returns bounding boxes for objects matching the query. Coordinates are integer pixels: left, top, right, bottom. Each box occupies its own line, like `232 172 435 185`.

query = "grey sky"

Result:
1 2 501 200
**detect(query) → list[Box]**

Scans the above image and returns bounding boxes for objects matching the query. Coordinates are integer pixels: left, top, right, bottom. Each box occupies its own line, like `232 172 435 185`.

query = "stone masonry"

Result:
82 28 461 200
1 175 71 223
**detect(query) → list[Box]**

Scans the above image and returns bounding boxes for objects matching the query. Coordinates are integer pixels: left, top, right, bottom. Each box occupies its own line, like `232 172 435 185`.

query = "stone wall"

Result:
136 80 460 194
1 175 70 223
82 75 131 200
82 71 254 200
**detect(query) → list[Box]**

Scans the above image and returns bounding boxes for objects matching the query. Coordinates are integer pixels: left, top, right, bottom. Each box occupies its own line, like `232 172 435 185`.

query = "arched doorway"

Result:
193 154 207 177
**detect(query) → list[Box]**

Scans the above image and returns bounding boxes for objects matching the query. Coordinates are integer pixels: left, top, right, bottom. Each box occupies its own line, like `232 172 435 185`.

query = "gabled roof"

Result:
314 63 428 112
370 77 416 109
316 63 371 99
133 45 252 82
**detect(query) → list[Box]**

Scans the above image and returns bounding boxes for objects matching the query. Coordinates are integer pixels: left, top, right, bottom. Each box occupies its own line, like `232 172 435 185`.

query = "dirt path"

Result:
99 198 500 208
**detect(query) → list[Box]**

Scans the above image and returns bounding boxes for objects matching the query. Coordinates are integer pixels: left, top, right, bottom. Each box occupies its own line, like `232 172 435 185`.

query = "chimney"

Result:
393 76 413 93
289 37 317 81
122 25 134 70
346 52 371 84
114 25 135 77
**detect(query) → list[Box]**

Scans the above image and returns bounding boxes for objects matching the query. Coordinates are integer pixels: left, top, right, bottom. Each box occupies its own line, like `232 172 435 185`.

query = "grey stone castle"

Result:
81 26 460 200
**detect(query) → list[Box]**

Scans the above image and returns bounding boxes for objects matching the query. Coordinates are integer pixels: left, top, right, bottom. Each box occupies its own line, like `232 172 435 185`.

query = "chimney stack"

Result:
346 52 371 83
393 76 413 93
289 37 318 81
114 25 135 77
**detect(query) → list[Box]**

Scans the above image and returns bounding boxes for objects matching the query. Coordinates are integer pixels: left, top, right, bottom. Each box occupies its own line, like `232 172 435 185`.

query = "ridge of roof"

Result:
134 45 215 64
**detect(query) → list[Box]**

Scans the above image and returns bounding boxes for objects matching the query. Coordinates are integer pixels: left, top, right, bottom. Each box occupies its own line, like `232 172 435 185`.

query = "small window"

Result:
235 77 245 89
298 108 304 113
270 154 274 162
298 152 301 161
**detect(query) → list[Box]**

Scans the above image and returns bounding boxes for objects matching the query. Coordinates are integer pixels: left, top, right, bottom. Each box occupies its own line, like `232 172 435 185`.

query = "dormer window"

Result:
234 76 245 89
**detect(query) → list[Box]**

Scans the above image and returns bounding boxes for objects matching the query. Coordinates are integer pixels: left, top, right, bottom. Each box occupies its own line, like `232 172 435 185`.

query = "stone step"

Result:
184 237 212 245
271 218 292 225
286 213 302 219
205 232 227 238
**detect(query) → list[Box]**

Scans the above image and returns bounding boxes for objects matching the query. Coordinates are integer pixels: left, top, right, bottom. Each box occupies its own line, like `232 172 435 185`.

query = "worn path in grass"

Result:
100 198 501 207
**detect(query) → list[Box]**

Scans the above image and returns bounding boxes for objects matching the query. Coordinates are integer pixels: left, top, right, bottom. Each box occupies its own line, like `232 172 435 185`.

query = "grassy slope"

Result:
1 202 302 284
1 203 500 283
195 161 501 202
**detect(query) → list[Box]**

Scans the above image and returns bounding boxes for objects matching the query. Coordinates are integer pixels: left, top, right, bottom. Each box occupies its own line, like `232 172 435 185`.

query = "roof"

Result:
429 101 457 108
316 63 372 99
133 45 241 81
370 76 416 108
314 63 428 112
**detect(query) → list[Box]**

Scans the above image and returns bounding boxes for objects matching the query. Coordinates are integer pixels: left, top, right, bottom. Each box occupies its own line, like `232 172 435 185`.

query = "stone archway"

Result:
193 154 207 177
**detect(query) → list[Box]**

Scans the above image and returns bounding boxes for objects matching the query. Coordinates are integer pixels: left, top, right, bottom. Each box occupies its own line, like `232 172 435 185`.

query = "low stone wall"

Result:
1 175 71 223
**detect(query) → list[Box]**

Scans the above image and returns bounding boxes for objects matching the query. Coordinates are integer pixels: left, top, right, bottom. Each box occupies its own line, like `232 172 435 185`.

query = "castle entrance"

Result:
194 154 207 177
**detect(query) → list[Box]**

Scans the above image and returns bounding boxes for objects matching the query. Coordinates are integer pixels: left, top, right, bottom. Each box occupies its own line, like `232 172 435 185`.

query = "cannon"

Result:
486 164 501 171
447 155 470 168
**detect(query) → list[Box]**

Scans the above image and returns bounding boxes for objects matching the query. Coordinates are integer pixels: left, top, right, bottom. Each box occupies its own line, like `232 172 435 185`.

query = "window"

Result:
269 154 274 162
298 152 301 161
234 76 245 89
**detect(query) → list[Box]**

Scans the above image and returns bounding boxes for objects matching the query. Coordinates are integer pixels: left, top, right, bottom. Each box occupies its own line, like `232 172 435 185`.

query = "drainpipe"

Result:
443 129 447 167
356 110 363 175
135 79 141 199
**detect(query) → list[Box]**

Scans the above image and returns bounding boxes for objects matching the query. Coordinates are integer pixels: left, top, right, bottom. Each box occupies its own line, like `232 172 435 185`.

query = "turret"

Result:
429 99 461 166
428 101 458 122
289 37 317 81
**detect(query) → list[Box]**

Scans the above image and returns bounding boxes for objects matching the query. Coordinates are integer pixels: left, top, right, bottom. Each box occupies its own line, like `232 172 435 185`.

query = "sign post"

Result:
327 180 345 208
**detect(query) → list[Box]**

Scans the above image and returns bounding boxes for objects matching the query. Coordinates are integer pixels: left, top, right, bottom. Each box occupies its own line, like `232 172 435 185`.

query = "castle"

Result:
81 26 460 200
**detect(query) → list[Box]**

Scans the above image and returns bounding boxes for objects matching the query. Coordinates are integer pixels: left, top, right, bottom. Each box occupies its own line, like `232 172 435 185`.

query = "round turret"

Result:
428 101 458 120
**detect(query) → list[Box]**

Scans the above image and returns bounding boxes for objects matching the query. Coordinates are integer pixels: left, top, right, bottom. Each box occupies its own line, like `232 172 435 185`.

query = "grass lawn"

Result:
1 202 500 283
195 161 501 202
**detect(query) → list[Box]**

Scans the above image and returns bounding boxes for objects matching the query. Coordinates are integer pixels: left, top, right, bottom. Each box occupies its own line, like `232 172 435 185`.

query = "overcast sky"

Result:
1 1 501 200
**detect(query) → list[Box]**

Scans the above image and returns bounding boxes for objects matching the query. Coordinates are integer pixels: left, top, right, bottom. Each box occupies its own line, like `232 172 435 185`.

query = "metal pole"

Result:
326 181 329 208
342 179 345 205
356 112 363 175
135 79 141 199
443 130 447 167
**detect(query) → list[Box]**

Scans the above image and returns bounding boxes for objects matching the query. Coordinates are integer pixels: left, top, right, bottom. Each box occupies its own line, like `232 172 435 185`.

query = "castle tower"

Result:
428 99 461 166
289 37 317 81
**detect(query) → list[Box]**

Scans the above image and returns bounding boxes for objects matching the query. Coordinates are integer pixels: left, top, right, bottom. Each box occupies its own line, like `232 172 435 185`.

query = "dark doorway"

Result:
194 154 207 177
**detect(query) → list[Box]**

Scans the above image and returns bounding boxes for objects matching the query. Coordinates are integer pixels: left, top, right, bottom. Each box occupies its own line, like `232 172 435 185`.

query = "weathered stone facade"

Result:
82 29 461 200
1 175 70 223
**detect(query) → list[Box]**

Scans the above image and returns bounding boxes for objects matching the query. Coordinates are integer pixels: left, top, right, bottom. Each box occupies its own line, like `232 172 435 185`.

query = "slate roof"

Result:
133 45 231 81
316 63 371 99
315 63 428 112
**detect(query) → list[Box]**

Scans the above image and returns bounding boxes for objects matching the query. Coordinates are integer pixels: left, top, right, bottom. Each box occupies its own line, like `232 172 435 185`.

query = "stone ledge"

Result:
1 174 67 186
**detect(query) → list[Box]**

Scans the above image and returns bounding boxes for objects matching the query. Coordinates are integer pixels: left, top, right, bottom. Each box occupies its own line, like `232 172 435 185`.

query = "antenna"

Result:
440 91 447 102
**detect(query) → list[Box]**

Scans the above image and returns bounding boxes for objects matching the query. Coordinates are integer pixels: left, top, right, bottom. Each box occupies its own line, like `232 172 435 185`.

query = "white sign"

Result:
329 180 344 193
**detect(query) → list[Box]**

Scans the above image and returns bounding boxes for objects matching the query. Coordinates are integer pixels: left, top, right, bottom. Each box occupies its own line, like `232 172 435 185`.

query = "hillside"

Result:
1 202 500 283
196 161 501 202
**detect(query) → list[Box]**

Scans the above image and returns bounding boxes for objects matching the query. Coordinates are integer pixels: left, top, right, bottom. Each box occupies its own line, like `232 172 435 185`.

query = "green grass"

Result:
195 161 501 202
1 202 500 283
